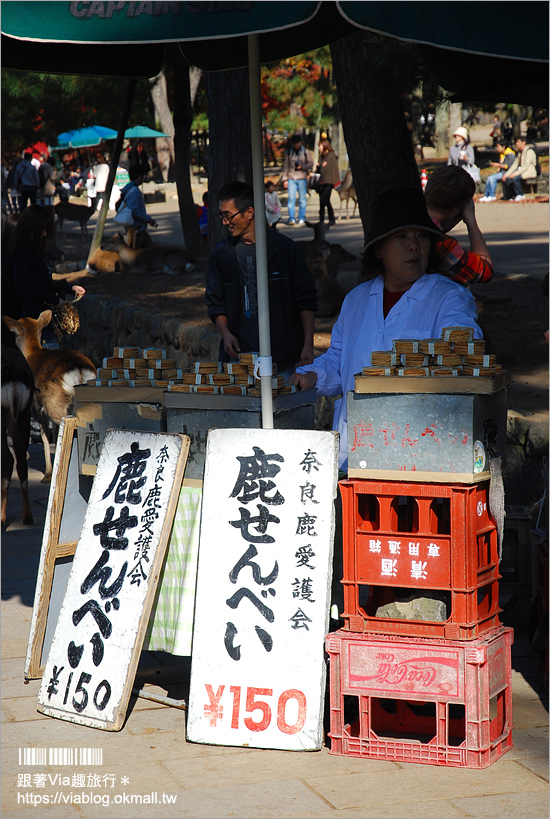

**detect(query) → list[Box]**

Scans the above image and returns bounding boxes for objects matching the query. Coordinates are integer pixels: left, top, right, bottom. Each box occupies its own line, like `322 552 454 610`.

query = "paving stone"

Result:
511 692 549 729
302 800 472 818
2 697 52 723
1 639 30 660
162 745 396 789
508 725 549 759
450 790 550 818
515 755 549 780
305 757 547 810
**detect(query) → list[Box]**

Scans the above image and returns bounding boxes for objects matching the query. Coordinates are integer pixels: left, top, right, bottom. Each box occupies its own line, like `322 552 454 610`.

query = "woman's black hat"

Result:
363 187 444 252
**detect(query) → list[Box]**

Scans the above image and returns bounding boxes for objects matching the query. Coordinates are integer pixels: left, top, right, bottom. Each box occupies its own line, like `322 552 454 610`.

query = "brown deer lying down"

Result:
100 233 197 275
3 312 96 482
1 345 35 527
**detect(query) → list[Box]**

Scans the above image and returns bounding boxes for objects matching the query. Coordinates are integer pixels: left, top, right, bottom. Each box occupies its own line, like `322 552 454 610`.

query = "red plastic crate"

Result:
325 626 513 768
339 478 502 639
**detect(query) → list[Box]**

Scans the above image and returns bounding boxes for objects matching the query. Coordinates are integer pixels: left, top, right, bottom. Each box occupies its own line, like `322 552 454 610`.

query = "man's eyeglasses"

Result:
218 209 243 224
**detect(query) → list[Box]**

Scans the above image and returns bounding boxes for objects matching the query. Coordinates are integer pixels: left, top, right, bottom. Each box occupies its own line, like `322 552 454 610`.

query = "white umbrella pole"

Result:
248 34 274 429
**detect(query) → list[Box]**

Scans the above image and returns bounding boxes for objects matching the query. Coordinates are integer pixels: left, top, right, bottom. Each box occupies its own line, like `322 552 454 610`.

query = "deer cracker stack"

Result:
360 327 502 379
88 349 296 397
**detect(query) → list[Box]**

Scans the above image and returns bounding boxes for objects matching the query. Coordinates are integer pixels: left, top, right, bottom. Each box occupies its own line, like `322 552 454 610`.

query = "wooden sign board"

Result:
37 429 189 730
25 417 92 679
187 428 339 751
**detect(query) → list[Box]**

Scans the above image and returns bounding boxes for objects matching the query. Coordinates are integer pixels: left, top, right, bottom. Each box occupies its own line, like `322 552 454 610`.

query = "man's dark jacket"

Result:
206 228 318 368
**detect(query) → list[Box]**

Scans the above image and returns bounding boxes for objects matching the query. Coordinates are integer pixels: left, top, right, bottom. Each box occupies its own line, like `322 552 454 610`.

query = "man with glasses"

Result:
206 181 317 370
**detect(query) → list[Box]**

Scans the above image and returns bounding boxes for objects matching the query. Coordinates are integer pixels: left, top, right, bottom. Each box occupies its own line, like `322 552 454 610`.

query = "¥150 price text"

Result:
204 685 307 734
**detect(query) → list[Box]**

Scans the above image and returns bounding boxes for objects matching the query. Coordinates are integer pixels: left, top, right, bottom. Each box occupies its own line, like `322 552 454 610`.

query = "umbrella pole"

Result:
87 79 137 262
248 34 274 430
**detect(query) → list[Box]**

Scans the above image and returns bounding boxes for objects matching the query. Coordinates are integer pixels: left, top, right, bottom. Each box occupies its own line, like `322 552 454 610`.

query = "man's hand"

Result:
283 180 289 189
289 371 317 391
149 218 158 228
221 330 241 360
299 341 314 366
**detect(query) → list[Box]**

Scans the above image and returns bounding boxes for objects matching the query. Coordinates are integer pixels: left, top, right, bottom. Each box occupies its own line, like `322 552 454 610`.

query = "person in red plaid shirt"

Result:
425 165 493 285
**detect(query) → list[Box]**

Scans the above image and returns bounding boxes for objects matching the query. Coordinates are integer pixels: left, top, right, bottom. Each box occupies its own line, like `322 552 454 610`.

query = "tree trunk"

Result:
189 66 202 106
149 70 175 182
206 67 252 250
169 52 203 260
434 98 450 158
330 32 420 237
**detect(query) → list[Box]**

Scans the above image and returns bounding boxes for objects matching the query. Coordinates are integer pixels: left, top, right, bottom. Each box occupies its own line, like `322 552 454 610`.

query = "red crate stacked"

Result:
339 478 502 640
325 626 514 768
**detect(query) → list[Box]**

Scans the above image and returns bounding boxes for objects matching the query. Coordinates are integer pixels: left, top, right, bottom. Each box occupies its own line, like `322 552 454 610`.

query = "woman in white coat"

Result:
290 187 482 471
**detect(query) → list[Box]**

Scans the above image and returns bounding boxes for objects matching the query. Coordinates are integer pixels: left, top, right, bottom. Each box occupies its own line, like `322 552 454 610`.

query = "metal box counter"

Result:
347 374 509 483
165 389 317 480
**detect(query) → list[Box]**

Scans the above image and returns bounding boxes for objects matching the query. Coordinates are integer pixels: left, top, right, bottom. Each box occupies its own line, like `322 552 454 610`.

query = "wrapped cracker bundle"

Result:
143 348 167 360
393 339 421 353
361 366 396 376
397 367 430 376
224 362 249 375
452 340 486 355
463 354 497 367
103 356 124 368
401 353 430 366
435 353 464 367
167 384 192 392
194 361 222 374
441 327 474 343
371 351 399 367
113 346 140 358
220 385 248 395
209 373 236 385
418 338 452 355
462 365 500 376
430 367 461 376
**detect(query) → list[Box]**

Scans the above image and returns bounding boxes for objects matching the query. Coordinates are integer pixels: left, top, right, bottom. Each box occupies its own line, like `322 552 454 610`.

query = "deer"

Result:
307 249 346 317
3 311 96 482
54 198 97 238
101 233 197 275
337 170 358 219
1 344 35 527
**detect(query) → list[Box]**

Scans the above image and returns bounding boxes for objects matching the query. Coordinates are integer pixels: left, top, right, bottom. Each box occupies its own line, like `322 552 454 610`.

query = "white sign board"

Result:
187 428 339 751
38 429 189 730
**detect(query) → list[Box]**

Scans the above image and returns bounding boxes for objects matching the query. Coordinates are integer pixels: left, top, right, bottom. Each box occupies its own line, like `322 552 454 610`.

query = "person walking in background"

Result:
197 190 209 242
490 115 502 147
116 164 158 247
264 180 281 229
447 126 475 170
92 154 109 211
479 141 516 202
14 151 39 209
7 156 22 213
38 153 56 209
502 135 538 201
281 133 313 226
316 135 339 226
